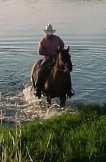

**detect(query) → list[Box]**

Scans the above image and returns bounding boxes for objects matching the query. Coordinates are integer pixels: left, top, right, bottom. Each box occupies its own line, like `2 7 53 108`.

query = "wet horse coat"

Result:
31 46 72 107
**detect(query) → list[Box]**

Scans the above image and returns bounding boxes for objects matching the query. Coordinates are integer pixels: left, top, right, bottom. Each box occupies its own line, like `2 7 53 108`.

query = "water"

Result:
0 0 106 125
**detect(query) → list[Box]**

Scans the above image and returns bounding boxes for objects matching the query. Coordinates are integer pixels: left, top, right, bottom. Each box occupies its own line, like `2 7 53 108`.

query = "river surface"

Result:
0 0 106 125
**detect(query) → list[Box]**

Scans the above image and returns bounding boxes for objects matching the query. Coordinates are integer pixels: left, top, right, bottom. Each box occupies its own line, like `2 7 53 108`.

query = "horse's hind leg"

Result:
60 95 66 107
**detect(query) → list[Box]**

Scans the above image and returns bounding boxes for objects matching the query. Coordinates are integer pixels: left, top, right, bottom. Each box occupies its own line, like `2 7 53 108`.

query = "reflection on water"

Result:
0 0 106 124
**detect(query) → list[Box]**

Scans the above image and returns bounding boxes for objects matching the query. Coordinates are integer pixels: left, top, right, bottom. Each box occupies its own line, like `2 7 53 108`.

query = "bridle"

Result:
57 53 71 72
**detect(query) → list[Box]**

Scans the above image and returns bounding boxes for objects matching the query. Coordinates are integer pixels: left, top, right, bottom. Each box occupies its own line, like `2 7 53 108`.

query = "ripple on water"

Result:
0 0 106 125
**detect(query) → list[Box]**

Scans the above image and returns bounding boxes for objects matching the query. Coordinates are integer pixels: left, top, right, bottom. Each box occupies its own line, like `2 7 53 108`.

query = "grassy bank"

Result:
0 104 106 162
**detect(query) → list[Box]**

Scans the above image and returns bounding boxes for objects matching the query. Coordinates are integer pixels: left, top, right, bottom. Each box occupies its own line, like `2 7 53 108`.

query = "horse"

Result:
31 46 73 107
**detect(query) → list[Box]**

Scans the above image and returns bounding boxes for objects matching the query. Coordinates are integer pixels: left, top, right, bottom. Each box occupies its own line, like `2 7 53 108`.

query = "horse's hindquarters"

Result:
31 59 43 89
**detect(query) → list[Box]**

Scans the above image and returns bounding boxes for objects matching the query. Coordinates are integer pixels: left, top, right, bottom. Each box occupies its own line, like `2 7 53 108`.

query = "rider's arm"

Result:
38 42 50 56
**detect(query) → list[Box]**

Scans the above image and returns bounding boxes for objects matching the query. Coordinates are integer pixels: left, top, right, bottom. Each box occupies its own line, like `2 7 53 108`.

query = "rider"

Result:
35 23 74 98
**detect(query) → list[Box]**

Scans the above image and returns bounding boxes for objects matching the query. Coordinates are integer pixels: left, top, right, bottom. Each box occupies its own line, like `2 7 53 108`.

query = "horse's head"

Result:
57 46 72 72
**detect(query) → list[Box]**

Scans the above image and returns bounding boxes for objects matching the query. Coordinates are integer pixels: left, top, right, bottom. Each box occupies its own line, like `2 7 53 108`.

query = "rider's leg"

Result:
35 58 54 98
67 73 74 98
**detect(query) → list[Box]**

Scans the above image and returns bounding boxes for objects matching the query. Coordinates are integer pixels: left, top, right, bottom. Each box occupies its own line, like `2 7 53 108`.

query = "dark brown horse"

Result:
31 46 72 107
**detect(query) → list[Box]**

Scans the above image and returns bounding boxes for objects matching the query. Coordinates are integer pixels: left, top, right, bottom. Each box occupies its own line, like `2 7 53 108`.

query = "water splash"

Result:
22 86 76 119
0 85 76 126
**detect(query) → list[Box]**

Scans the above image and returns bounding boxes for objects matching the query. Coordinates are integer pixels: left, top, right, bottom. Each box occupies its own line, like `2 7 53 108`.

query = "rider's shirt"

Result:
38 35 64 60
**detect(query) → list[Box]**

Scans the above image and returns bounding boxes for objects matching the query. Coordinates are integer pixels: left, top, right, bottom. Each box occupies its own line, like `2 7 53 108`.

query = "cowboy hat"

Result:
43 24 56 35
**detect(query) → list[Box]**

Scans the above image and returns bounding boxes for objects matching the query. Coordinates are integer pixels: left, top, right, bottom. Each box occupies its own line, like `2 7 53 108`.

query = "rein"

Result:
55 67 68 72
54 56 70 72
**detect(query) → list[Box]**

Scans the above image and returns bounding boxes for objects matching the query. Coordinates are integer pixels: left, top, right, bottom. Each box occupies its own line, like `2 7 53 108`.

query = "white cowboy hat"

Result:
43 24 56 35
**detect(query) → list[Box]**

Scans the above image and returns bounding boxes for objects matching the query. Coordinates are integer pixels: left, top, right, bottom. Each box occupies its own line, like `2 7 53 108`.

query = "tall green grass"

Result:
0 104 106 162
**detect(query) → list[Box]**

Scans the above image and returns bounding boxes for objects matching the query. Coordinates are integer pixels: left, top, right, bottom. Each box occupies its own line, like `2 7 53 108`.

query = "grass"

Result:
0 104 106 162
